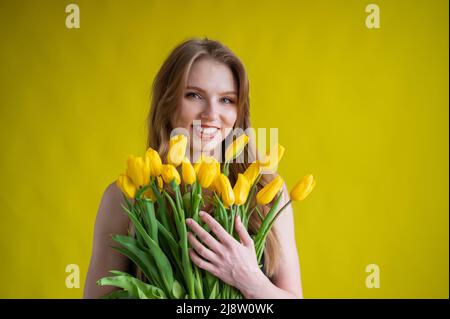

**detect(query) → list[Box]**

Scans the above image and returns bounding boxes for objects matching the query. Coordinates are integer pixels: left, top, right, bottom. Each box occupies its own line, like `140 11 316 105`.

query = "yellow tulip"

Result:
290 174 316 201
233 173 251 205
143 187 156 201
256 175 284 205
168 134 188 167
210 174 222 193
243 161 260 186
193 154 206 174
259 144 285 173
126 155 150 188
161 164 181 185
215 161 221 178
218 174 235 207
145 147 163 177
225 134 249 163
116 174 136 198
197 156 219 188
181 157 196 185
157 176 163 190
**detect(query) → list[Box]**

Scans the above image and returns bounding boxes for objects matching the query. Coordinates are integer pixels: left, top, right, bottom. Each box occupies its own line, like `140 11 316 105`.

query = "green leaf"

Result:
172 280 186 299
208 280 220 299
111 235 163 289
144 199 158 245
122 204 175 296
109 270 132 277
164 191 181 225
244 174 261 212
156 220 183 274
194 266 204 299
97 274 167 299
182 192 192 217
100 289 133 299
150 182 175 234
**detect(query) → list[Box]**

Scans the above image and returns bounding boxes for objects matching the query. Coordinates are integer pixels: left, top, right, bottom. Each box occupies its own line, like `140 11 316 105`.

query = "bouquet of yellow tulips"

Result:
97 134 315 299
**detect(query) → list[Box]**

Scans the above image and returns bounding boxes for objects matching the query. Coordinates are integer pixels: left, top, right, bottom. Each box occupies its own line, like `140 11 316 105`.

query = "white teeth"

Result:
194 126 219 135
202 127 218 134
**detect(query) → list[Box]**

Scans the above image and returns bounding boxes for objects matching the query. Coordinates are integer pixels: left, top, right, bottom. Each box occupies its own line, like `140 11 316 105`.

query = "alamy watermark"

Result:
170 121 281 173
365 263 380 288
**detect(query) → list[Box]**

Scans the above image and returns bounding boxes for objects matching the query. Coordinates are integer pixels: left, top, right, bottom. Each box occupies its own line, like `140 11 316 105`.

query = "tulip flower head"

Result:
193 154 206 175
197 156 219 188
290 174 316 201
217 174 235 207
161 164 181 185
157 176 163 190
256 175 284 205
225 134 249 163
168 134 188 167
243 161 261 186
143 187 156 201
145 147 163 177
126 155 150 188
233 173 251 205
259 144 285 173
181 157 196 185
116 174 136 199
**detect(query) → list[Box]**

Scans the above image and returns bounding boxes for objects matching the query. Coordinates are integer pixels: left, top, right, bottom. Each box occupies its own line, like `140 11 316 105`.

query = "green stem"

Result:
260 200 292 244
244 174 261 213
171 182 196 299
222 161 230 176
150 181 176 236
143 199 158 245
229 205 236 237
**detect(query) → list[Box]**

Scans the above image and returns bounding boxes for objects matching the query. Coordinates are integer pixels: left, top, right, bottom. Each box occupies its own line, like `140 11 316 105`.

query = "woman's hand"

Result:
186 210 265 295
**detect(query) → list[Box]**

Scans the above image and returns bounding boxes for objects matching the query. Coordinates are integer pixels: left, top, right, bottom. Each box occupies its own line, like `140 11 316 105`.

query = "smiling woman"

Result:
84 38 303 299
172 57 238 155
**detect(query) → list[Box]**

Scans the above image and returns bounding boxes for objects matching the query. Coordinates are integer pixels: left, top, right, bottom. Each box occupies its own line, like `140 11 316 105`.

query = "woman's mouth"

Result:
192 125 220 140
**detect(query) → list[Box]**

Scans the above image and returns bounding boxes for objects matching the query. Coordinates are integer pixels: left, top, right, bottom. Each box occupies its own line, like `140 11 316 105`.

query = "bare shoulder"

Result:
94 181 131 236
84 182 131 298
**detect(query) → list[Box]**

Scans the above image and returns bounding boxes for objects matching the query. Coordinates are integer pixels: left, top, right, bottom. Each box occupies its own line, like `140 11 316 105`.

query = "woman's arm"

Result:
83 182 131 299
186 183 303 299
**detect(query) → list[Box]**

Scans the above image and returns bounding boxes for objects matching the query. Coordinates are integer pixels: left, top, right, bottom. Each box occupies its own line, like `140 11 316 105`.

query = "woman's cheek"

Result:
223 107 238 127
178 102 197 128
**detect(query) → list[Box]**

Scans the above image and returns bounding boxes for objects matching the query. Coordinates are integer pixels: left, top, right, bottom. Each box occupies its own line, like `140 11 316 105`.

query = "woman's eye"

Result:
186 92 201 100
221 97 234 104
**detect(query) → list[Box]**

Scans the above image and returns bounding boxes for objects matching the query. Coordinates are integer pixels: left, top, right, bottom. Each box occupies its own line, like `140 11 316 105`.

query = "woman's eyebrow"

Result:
186 86 237 96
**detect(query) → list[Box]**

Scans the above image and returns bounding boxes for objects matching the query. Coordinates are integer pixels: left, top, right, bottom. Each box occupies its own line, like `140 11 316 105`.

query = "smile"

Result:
192 125 220 139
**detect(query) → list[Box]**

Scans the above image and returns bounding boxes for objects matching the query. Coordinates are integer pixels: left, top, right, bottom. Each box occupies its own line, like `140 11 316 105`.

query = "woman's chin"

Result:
190 134 223 155
192 140 221 156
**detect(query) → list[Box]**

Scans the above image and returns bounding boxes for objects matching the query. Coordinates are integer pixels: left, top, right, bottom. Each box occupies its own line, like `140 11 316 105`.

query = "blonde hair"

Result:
146 37 281 278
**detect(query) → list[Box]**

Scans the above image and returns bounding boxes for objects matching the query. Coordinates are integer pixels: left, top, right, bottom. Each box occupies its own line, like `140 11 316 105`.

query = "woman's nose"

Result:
200 99 220 120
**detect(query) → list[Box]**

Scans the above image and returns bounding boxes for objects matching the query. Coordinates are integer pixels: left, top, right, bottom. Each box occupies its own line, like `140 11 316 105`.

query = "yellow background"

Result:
0 0 448 298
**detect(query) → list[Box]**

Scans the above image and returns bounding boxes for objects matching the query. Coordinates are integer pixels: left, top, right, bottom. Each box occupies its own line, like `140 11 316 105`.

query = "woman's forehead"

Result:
186 58 237 93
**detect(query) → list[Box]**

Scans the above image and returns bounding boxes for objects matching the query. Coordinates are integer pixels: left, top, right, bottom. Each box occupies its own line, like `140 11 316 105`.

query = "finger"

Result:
234 214 253 247
187 231 219 263
186 217 222 253
199 211 233 246
189 249 218 276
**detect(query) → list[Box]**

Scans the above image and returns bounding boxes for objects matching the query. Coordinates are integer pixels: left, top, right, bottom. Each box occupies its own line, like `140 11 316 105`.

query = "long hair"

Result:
146 37 280 278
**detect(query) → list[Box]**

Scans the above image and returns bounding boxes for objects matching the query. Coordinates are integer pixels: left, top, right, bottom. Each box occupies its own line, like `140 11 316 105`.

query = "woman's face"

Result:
171 57 238 159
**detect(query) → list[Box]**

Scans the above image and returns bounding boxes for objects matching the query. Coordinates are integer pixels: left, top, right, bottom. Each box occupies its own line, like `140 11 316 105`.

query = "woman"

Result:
84 38 303 299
